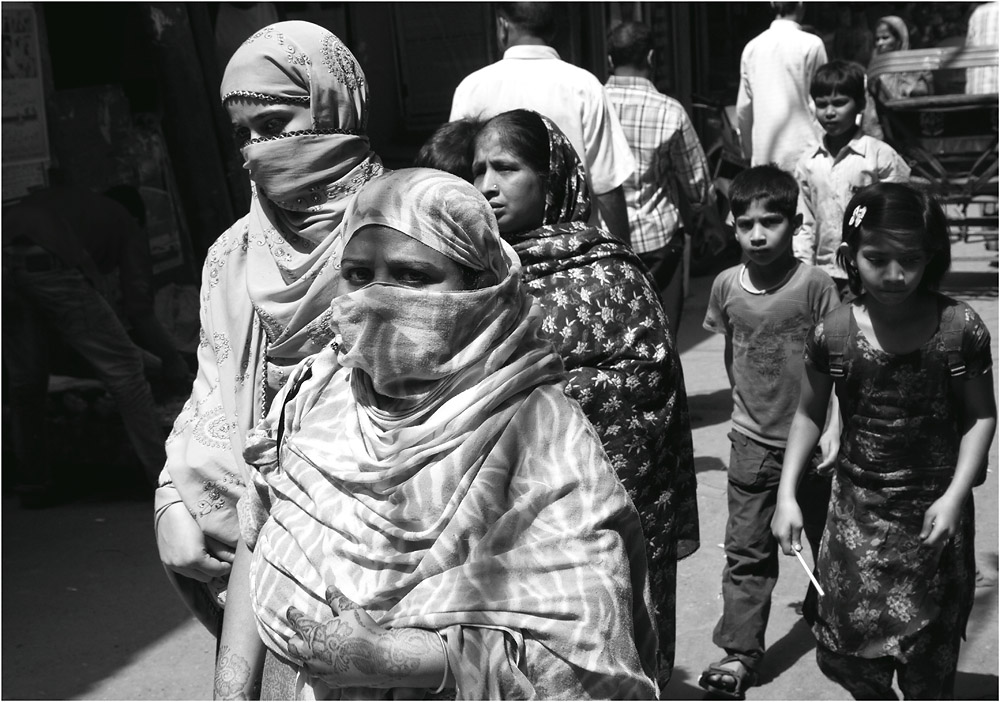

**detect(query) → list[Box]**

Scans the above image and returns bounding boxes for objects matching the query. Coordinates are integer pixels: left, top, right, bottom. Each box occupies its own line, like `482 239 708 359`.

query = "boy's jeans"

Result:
712 430 831 668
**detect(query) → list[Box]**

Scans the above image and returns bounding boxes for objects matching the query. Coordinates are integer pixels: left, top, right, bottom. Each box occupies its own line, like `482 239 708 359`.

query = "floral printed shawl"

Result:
240 170 660 699
155 22 382 627
504 112 699 684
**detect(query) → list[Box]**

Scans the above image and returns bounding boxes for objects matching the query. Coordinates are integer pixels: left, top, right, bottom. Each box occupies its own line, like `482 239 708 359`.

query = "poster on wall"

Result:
2 2 49 201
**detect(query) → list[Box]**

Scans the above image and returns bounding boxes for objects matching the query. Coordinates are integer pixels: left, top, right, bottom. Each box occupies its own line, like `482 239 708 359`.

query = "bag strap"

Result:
823 304 853 378
939 303 967 377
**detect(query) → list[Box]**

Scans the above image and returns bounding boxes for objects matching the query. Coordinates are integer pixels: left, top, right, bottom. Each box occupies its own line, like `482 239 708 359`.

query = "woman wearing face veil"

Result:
217 169 660 700
153 21 383 632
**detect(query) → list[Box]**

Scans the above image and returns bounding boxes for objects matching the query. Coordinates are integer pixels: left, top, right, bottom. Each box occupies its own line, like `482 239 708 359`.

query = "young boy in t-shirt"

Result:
793 59 910 295
699 165 841 698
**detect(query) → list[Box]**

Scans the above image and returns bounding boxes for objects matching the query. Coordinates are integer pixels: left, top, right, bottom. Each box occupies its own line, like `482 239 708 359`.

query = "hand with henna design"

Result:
286 586 449 690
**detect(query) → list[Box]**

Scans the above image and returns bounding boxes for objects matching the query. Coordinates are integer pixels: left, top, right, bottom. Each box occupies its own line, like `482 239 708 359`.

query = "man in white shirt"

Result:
736 1 828 173
450 2 634 243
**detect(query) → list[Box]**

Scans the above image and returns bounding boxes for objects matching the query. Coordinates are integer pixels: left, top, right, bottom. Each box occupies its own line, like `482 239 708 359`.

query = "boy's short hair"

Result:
607 21 652 69
837 182 952 296
728 165 799 222
771 2 801 18
810 60 867 110
414 119 483 182
497 3 556 43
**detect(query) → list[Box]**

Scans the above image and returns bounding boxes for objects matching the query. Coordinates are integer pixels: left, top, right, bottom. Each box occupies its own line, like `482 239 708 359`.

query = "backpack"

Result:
823 302 986 486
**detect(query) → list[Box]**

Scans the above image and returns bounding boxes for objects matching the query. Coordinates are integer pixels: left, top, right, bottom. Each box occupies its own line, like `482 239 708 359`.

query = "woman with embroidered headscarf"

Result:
215 168 660 699
870 15 933 101
153 21 384 634
470 108 698 688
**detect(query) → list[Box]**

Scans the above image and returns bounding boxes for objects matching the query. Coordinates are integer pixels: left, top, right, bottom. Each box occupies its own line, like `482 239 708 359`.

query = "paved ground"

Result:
2 239 997 700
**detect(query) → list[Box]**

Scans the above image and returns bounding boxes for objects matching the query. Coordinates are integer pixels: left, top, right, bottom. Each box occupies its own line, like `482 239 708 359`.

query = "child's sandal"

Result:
698 655 759 699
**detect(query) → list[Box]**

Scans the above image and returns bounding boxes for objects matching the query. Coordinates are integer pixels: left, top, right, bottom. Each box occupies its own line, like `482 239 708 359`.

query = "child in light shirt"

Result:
793 60 910 295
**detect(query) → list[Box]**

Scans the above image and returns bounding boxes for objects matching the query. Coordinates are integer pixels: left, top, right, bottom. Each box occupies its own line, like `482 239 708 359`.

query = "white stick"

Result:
794 548 825 597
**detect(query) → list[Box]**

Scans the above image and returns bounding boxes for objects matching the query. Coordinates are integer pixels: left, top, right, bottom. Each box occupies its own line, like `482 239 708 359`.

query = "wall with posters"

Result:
2 2 49 201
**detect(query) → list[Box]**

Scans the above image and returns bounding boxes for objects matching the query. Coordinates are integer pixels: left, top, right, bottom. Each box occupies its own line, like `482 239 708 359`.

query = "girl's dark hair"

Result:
837 182 951 296
476 109 550 178
810 60 867 110
414 119 483 182
728 164 799 222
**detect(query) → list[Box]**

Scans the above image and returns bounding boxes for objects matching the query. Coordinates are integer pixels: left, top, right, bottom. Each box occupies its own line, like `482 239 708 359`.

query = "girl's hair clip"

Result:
849 205 867 228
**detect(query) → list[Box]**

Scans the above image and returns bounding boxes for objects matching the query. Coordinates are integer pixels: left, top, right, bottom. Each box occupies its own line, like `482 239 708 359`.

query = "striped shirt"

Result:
604 75 714 253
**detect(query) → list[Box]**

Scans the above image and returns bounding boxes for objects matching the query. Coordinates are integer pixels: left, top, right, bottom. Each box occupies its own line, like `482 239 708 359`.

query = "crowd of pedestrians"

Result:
6 1 992 700
154 3 995 700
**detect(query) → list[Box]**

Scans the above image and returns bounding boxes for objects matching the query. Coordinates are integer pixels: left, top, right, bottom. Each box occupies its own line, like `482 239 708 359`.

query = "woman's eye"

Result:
342 268 372 286
396 269 429 286
233 126 251 145
261 118 288 136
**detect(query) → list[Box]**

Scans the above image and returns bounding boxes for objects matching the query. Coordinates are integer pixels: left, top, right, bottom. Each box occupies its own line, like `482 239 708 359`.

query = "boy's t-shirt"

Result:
704 261 840 447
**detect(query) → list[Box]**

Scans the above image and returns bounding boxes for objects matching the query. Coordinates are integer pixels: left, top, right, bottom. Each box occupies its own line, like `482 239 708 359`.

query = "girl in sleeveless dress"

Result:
772 182 995 699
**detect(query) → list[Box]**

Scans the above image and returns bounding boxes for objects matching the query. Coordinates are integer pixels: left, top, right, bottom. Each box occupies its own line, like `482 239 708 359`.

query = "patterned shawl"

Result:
155 22 382 626
502 111 699 684
240 170 660 699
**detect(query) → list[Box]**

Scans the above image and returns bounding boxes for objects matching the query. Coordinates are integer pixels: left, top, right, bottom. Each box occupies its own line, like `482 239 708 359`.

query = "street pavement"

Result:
2 239 997 700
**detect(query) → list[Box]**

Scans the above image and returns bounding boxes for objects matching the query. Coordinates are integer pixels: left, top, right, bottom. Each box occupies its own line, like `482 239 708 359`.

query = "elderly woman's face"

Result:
874 23 900 54
472 128 546 235
338 225 468 293
227 98 313 148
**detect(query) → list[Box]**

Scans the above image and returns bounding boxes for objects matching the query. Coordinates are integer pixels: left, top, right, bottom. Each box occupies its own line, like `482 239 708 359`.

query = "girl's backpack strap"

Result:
939 303 967 377
823 305 853 378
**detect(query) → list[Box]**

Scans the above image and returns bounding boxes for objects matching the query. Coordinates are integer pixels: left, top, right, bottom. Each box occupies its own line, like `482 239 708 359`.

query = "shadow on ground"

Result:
661 664 711 700
688 389 732 430
757 614 815 685
694 456 727 475
1 496 197 699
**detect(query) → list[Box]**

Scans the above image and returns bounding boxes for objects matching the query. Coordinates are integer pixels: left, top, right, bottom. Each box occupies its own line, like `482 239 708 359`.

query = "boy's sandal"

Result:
698 655 759 699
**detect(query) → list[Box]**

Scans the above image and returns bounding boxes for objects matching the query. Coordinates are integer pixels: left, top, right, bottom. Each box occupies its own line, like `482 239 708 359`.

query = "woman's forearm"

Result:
215 540 264 700
290 605 450 690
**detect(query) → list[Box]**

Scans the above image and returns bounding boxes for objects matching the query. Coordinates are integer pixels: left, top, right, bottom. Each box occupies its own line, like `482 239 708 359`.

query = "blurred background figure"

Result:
870 15 933 100
605 20 724 339
965 1 999 95
735 1 828 173
2 184 190 507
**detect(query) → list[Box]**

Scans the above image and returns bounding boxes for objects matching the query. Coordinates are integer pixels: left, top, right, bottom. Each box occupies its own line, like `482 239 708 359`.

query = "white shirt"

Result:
794 132 911 278
450 45 635 196
736 19 828 172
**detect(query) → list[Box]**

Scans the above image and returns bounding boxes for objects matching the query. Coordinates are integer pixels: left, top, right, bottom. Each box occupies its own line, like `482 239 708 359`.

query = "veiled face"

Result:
227 98 313 148
338 225 468 294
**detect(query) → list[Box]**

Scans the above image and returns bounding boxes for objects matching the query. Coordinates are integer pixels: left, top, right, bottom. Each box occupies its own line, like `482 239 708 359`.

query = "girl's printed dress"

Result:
805 295 991 662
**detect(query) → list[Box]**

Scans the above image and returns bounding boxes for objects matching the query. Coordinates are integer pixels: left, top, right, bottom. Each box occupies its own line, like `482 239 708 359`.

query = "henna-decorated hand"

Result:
286 586 437 689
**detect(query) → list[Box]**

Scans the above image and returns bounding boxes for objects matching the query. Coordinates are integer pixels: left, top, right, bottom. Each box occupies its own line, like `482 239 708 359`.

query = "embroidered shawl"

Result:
155 22 382 622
